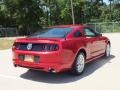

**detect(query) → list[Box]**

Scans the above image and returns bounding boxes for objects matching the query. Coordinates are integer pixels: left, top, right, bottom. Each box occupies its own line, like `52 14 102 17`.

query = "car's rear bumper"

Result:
12 50 73 73
13 59 69 73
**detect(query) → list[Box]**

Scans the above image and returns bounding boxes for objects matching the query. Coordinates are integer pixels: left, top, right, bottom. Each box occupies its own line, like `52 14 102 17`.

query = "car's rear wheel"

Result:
71 52 85 75
105 43 111 57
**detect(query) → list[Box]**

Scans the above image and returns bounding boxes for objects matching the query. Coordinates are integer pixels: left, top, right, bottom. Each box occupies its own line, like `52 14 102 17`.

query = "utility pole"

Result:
70 0 75 24
48 0 51 26
109 0 113 21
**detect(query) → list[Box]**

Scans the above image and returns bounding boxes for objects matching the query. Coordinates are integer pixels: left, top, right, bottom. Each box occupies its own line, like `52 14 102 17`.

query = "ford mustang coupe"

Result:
12 25 111 75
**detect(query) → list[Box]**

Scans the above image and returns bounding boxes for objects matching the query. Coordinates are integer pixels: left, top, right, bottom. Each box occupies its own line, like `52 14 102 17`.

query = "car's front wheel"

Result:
71 52 85 75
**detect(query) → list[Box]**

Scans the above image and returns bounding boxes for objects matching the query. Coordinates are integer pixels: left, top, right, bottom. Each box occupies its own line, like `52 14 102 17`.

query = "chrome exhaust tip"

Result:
48 68 56 73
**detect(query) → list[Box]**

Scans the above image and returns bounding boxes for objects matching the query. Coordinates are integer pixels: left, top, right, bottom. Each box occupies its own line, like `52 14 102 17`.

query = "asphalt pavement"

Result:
0 33 120 90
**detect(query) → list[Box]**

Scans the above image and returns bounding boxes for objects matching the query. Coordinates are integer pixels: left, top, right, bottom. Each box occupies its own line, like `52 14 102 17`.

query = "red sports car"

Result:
12 25 111 75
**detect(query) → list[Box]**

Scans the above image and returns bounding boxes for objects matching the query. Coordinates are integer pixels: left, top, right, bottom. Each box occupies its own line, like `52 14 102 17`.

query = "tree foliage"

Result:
0 0 119 35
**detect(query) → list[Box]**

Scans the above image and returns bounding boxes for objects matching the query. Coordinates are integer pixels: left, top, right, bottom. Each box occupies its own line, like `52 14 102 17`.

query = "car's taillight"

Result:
44 44 59 51
12 43 59 51
12 42 20 50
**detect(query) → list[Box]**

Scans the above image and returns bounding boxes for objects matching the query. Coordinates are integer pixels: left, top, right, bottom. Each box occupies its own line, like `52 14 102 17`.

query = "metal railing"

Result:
0 27 18 37
86 22 120 33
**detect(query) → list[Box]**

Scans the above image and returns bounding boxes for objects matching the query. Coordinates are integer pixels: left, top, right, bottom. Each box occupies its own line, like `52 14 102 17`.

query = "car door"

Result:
95 33 106 54
83 28 102 57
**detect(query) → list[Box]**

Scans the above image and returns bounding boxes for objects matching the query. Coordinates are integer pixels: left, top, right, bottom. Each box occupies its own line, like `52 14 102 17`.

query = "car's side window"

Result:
84 28 96 37
73 31 82 37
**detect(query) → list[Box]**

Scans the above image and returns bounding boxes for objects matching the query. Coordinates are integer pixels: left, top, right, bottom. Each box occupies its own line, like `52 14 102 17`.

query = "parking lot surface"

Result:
0 33 120 90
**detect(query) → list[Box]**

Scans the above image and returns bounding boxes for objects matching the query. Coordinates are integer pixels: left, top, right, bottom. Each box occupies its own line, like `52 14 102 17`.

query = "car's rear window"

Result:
29 27 73 38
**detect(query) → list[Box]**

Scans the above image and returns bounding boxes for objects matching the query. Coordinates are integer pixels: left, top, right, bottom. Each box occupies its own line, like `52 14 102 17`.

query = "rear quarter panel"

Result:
61 37 90 65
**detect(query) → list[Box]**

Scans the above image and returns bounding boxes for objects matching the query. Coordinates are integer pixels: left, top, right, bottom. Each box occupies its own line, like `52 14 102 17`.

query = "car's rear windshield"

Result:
29 27 73 38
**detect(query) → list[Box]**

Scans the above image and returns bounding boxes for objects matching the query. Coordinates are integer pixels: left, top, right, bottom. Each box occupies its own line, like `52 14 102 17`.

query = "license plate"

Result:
24 55 34 62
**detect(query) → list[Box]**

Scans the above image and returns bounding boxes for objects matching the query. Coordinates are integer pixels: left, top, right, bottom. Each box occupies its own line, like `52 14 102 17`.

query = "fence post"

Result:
95 23 97 32
113 22 115 32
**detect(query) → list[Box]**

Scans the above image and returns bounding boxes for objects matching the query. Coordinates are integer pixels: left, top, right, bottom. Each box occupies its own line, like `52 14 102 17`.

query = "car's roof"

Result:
49 24 86 28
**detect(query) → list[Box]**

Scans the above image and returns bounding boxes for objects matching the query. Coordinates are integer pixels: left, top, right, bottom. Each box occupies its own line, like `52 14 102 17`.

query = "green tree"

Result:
112 2 120 21
0 0 119 35
4 0 44 35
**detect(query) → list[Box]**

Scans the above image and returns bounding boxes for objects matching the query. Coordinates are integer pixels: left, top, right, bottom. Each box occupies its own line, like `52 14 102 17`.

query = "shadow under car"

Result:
20 55 115 84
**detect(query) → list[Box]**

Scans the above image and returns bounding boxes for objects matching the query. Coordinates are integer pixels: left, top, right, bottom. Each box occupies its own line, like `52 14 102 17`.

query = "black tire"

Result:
71 52 86 75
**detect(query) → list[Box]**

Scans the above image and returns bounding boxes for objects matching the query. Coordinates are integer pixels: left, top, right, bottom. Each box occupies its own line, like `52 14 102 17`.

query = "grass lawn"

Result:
0 39 14 50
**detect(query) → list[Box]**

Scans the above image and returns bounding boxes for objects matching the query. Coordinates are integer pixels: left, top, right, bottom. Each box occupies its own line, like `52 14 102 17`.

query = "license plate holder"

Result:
24 55 34 62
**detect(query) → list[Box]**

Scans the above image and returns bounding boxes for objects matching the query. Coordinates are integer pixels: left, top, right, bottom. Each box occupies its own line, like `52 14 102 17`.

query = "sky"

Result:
104 0 110 4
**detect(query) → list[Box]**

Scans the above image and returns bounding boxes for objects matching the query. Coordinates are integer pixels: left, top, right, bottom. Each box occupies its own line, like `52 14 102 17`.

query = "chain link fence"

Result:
86 22 120 33
0 22 120 37
0 27 18 37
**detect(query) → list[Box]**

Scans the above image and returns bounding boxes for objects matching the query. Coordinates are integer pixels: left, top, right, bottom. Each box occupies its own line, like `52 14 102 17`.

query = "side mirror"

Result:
74 31 82 37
